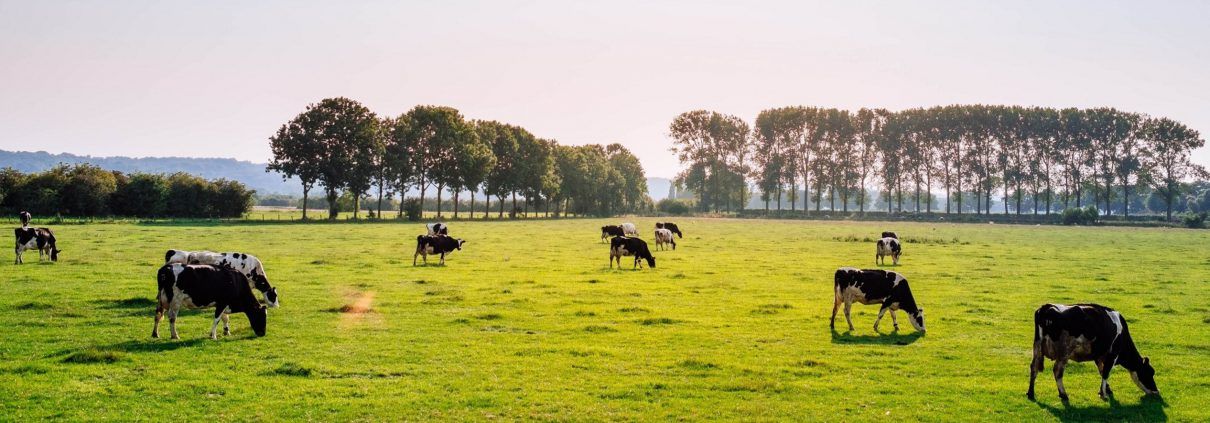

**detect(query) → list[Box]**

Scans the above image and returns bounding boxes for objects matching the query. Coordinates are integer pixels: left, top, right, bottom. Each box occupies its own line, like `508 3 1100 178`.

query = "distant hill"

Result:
1 150 672 200
0 150 299 195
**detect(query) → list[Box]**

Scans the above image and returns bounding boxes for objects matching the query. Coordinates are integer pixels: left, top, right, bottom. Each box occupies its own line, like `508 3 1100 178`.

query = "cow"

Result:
876 237 901 266
14 227 60 264
414 235 465 265
19 211 31 227
610 236 655 269
153 264 268 340
655 222 683 238
1028 303 1159 401
831 268 925 333
164 250 278 307
620 222 638 236
426 222 449 236
601 225 625 242
881 231 897 239
654 228 676 251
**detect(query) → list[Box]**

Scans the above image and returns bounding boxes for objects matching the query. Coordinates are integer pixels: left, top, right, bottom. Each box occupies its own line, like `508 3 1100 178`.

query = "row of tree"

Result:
0 164 255 218
268 98 650 219
670 105 1207 219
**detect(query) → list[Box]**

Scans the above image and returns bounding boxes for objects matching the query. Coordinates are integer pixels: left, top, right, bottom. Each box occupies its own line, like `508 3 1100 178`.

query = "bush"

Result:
110 173 168 216
1182 212 1207 229
402 198 423 221
1061 206 1099 226
657 198 690 215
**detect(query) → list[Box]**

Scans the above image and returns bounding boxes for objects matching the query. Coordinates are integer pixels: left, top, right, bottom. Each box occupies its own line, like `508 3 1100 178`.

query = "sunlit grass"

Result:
0 218 1204 420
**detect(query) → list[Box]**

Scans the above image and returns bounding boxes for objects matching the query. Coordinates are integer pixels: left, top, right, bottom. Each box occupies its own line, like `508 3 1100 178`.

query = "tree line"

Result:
268 98 650 220
0 164 255 218
670 105 1207 219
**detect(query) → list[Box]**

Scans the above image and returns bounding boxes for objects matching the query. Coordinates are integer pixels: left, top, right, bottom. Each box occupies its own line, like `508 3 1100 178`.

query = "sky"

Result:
2 1 1208 178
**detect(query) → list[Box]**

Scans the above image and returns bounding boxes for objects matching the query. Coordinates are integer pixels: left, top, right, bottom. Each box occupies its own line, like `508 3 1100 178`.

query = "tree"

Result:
451 129 495 218
60 164 117 216
110 173 168 217
268 103 326 220
383 116 415 219
477 121 520 219
402 105 474 218
1143 118 1207 219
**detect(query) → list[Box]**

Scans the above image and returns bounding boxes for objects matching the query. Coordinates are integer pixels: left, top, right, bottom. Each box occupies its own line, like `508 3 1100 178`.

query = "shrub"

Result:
1182 212 1207 229
402 198 423 221
1061 206 1099 226
657 198 690 215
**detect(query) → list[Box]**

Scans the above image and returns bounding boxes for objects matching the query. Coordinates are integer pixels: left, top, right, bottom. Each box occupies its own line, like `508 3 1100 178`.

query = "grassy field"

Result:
0 218 1206 421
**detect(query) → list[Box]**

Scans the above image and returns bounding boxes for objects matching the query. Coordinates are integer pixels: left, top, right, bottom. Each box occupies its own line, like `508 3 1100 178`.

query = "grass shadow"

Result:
830 328 923 345
93 297 157 309
1035 394 1167 422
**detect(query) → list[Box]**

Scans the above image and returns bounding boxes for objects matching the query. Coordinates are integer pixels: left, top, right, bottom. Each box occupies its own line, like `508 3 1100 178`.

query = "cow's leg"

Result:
1027 347 1044 400
830 288 842 330
889 309 900 330
843 301 855 331
412 250 418 266
152 303 164 338
168 306 181 340
1053 359 1069 401
439 252 445 265
14 246 19 264
1097 357 1114 400
221 312 231 336
209 306 228 340
874 306 888 332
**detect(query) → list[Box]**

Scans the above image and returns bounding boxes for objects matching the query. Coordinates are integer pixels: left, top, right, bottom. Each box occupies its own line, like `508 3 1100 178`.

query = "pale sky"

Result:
2 1 1208 178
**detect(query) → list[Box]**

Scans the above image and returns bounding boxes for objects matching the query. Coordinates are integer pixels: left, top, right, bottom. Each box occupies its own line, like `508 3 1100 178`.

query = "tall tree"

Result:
1143 118 1207 219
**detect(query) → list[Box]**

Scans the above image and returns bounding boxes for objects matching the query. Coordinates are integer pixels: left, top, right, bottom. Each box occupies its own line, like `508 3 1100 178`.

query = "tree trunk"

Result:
453 189 460 218
498 195 505 218
376 183 384 219
484 193 490 219
326 188 339 220
353 195 360 219
297 186 307 219
436 184 444 218
511 192 517 219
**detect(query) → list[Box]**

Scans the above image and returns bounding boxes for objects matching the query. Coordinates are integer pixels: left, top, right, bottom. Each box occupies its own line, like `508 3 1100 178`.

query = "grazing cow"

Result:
610 236 655 269
601 225 625 242
655 222 683 238
876 237 901 266
426 222 449 236
1028 303 1159 401
881 231 897 239
19 211 31 227
620 222 638 236
153 264 267 340
414 235 465 265
164 250 278 307
831 268 925 332
14 227 60 264
654 228 676 251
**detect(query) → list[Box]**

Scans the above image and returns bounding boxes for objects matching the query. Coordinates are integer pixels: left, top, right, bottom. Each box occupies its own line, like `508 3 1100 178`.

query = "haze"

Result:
2 1 1208 178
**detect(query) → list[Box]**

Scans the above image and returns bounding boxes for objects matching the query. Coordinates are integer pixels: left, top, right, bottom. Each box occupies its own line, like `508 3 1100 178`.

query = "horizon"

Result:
3 1 1210 179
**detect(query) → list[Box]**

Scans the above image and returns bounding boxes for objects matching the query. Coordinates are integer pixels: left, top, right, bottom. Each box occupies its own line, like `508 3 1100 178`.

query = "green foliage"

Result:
0 166 251 218
1181 212 1207 229
110 173 168 216
1061 205 1100 225
402 197 423 221
657 198 690 215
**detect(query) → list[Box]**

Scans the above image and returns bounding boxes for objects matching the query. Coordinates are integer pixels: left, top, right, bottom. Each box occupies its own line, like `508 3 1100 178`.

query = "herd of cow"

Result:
11 212 1160 402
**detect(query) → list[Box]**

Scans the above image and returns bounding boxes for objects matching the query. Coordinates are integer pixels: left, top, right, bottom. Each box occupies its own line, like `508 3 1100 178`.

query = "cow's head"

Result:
456 239 466 250
908 308 925 332
246 306 267 337
165 249 187 264
250 272 279 308
1131 357 1159 395
644 255 656 269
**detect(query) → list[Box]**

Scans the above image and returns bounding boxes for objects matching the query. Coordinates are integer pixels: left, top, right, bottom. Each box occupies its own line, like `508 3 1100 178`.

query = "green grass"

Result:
0 218 1205 421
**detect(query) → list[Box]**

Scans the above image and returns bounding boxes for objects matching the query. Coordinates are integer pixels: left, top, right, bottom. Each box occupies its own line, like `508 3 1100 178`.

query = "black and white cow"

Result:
14 227 60 264
831 267 925 332
610 236 655 269
426 222 449 236
19 211 31 227
153 264 267 340
654 228 676 251
620 222 638 236
876 237 901 266
656 222 683 238
414 235 465 265
1028 303 1159 401
601 225 625 242
881 231 897 239
165 250 278 307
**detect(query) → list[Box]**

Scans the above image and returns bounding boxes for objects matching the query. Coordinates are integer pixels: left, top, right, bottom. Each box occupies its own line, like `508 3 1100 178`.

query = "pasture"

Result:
0 218 1206 421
